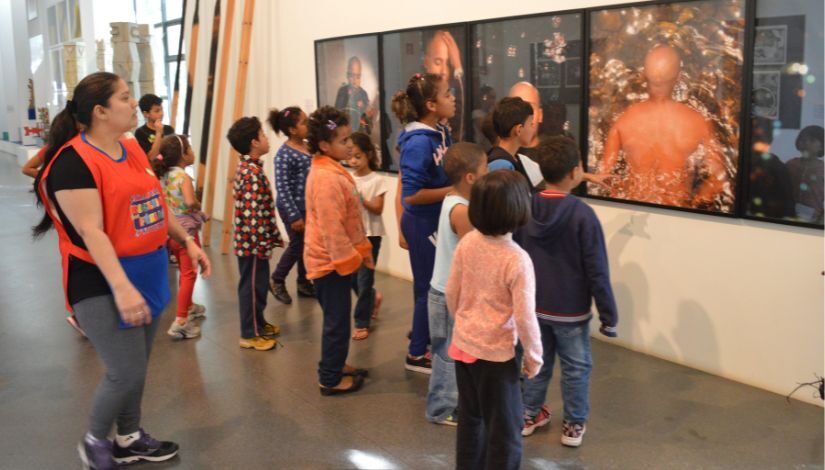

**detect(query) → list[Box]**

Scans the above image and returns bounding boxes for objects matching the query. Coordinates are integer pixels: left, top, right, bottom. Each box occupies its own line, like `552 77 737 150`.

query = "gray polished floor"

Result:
0 153 822 469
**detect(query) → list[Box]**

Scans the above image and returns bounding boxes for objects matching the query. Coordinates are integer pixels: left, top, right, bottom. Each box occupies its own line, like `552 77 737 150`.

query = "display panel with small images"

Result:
469 13 584 159
745 0 824 227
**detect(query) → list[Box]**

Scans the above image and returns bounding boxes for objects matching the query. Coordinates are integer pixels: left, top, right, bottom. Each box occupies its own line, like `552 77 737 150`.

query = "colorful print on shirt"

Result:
130 188 166 236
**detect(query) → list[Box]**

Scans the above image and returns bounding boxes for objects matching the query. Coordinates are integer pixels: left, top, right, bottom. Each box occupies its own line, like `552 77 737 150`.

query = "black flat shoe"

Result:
319 375 365 396
342 367 368 378
297 281 316 298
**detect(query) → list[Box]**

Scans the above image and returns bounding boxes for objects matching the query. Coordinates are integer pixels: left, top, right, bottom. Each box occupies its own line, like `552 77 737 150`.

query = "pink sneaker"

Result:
522 405 551 436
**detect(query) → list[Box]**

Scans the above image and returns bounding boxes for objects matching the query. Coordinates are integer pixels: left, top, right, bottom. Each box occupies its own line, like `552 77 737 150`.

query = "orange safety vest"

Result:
38 132 170 312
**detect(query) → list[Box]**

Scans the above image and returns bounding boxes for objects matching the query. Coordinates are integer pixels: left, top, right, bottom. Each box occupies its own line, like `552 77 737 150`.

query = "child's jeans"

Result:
272 214 308 285
400 211 438 357
521 322 592 424
351 236 382 329
455 357 523 470
425 288 458 422
237 255 270 338
169 234 200 319
316 271 353 388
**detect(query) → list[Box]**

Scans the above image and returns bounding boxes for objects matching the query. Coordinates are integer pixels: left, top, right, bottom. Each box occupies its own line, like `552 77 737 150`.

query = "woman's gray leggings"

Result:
73 295 159 439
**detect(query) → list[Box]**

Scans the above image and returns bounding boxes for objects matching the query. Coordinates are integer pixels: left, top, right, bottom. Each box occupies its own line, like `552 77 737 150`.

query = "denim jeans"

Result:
315 271 353 388
400 211 438 356
237 255 270 338
272 214 307 285
522 322 592 424
425 288 458 421
351 236 382 329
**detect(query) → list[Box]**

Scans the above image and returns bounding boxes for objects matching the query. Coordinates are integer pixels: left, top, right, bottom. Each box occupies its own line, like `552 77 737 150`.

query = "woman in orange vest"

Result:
32 72 211 470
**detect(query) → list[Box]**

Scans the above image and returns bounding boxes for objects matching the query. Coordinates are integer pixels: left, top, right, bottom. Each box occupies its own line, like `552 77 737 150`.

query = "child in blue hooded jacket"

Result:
390 73 456 373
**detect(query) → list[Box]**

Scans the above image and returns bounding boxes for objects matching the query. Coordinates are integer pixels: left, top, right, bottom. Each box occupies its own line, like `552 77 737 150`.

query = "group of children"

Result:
138 67 619 466
389 71 619 468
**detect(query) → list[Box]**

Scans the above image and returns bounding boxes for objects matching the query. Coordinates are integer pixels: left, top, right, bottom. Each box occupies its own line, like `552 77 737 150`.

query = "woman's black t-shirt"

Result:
45 147 111 305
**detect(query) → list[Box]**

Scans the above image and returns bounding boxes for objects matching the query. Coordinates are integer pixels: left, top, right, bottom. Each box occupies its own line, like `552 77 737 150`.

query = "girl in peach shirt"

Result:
446 170 543 470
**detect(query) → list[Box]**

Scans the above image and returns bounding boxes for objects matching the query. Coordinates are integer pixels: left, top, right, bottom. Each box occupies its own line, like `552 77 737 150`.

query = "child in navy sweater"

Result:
514 136 618 448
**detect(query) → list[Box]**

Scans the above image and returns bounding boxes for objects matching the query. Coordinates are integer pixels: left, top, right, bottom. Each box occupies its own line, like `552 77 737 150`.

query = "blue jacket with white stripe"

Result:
513 191 618 336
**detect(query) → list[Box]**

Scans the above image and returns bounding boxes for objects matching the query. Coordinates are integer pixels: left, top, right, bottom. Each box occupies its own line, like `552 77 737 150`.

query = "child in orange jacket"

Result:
304 106 373 396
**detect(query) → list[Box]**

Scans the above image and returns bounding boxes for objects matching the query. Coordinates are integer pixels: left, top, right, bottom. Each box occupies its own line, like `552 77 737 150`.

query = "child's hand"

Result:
290 219 305 232
524 358 542 379
600 324 617 338
584 173 614 189
362 253 375 270
398 231 409 250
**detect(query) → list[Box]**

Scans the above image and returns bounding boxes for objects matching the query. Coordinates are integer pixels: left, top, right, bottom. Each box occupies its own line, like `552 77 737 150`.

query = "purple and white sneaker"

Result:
78 434 115 470
112 429 179 465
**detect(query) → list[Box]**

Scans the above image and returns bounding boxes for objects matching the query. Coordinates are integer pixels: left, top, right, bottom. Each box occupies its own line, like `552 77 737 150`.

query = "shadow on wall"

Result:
603 212 652 347
602 210 721 375
672 300 720 374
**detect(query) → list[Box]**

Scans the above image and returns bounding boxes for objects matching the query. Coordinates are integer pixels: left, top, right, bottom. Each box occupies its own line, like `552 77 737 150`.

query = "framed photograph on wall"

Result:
315 34 382 168
744 2 824 228
380 23 468 171
752 70 780 119
468 12 584 155
586 0 747 215
754 25 787 66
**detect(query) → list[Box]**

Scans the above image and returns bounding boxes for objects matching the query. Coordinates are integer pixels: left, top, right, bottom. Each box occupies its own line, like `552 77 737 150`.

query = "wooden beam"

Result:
200 0 236 246
220 0 256 253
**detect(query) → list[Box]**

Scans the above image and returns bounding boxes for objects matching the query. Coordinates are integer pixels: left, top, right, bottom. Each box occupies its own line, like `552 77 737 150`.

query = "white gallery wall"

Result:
195 0 823 405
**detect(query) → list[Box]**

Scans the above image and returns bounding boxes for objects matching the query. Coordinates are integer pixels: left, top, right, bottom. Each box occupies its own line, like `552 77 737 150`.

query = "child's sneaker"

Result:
112 429 179 464
522 405 551 436
405 353 432 374
261 323 280 337
269 280 292 304
239 336 277 351
435 412 458 427
167 319 201 339
78 434 115 470
561 421 586 447
187 303 206 320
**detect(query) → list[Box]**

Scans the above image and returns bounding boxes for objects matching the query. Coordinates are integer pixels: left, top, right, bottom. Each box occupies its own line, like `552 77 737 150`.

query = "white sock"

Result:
115 430 140 447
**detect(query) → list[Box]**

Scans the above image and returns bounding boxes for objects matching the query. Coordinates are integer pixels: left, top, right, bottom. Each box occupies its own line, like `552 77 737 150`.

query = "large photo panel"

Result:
381 24 468 171
470 12 584 155
587 0 747 214
316 35 382 165
744 0 824 227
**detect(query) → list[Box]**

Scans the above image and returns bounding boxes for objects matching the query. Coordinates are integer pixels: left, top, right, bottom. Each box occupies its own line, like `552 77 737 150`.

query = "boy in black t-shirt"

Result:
135 94 175 158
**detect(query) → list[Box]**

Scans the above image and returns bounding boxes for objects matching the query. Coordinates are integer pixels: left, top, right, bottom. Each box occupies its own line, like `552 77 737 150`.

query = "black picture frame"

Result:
378 22 470 172
314 33 383 169
311 0 822 230
583 0 753 217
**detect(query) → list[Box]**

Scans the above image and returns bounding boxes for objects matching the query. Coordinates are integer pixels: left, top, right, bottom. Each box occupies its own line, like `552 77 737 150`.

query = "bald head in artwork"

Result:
508 81 543 145
643 45 681 100
597 44 726 207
